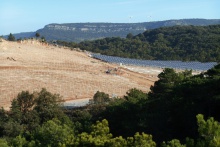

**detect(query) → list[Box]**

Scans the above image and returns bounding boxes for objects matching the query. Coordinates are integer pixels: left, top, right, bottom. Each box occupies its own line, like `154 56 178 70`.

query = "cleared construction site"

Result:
0 39 158 109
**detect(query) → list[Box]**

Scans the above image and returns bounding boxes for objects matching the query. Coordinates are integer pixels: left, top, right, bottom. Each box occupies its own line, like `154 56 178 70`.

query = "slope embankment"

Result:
0 39 158 109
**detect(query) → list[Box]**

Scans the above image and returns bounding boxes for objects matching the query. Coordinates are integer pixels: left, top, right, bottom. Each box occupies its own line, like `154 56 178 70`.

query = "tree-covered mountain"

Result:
71 24 220 62
36 19 220 42
5 19 220 42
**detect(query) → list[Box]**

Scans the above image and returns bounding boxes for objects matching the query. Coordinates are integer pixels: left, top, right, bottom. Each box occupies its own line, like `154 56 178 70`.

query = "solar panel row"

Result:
92 54 217 71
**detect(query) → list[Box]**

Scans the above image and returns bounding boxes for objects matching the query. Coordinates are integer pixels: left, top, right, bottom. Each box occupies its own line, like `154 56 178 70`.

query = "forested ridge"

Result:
1 64 220 146
9 19 219 42
58 24 220 62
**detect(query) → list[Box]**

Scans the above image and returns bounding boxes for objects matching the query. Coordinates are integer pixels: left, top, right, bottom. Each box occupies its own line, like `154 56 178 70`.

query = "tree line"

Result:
57 25 220 62
6 33 45 42
0 63 220 146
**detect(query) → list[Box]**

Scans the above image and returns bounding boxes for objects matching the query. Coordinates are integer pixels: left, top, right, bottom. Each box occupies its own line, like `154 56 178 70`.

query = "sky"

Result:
0 0 219 35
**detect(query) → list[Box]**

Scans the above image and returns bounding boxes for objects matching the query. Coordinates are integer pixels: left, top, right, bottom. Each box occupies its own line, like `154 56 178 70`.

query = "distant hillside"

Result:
69 24 220 62
36 22 146 42
3 32 35 40
5 19 220 42
37 19 220 42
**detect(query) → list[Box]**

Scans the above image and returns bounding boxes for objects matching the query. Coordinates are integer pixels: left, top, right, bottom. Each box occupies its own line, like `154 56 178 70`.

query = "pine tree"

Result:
8 33 15 41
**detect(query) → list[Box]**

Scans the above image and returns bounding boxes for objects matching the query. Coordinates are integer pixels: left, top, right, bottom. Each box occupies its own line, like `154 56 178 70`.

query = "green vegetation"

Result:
35 33 40 38
7 33 15 41
2 21 220 147
90 91 110 105
1 64 220 146
58 24 220 62
0 89 156 146
33 19 220 42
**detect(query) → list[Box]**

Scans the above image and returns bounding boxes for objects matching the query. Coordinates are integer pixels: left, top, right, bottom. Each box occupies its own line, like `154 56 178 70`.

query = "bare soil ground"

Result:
0 39 159 109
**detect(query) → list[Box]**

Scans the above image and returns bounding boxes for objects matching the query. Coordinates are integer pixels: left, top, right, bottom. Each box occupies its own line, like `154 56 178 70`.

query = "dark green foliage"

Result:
33 118 75 146
65 109 93 134
9 92 40 132
101 88 149 138
10 99 22 123
9 91 38 133
124 88 148 103
7 33 15 41
95 64 220 144
147 64 220 142
205 64 220 79
126 33 133 39
149 68 182 98
16 91 35 114
0 108 8 136
41 36 46 42
35 32 40 38
162 114 220 147
10 135 36 147
66 93 109 126
34 88 65 123
75 119 156 147
146 69 186 142
0 89 67 138
1 64 220 146
73 25 220 62
3 121 23 138
91 91 110 105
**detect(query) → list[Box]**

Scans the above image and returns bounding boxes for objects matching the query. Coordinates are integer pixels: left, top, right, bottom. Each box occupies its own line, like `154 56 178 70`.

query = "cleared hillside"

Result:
0 39 158 109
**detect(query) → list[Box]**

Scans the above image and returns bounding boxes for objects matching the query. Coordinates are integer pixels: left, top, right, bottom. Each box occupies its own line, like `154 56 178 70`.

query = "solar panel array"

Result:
92 54 218 71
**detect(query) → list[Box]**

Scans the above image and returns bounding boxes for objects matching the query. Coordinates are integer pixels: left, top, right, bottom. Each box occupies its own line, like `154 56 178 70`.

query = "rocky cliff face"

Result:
44 23 146 32
37 23 148 42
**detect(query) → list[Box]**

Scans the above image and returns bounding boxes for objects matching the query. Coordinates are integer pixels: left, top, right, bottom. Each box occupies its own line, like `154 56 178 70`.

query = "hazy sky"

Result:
0 0 219 35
